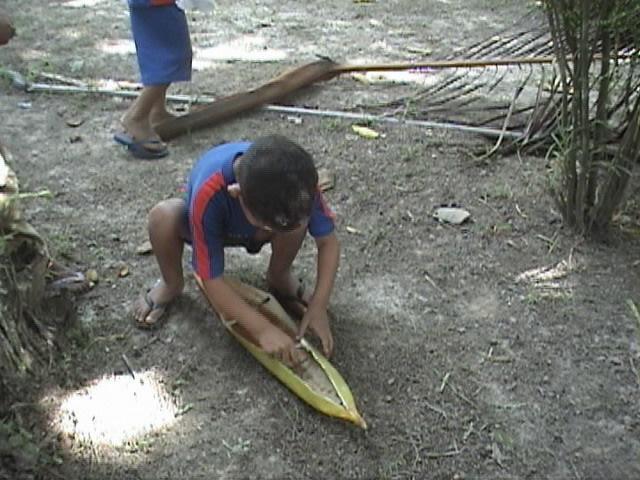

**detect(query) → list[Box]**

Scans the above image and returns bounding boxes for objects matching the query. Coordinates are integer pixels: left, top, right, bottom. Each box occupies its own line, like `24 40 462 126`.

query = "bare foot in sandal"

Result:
132 279 180 329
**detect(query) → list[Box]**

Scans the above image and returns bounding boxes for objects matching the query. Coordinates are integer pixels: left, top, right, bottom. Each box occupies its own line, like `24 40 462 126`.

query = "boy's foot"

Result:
132 280 179 329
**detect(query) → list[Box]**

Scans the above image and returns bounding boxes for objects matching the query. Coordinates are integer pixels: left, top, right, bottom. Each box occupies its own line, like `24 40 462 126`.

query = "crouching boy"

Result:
132 135 340 365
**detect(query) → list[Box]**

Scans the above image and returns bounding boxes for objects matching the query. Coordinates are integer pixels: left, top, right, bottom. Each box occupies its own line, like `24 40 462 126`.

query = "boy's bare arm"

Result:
201 276 304 364
202 276 275 337
297 232 340 356
310 232 340 309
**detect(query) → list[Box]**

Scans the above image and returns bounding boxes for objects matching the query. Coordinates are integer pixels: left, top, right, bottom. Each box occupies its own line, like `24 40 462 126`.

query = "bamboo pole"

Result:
334 56 561 73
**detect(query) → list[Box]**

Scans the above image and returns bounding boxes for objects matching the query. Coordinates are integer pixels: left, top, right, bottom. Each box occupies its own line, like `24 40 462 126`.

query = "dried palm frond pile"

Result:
0 144 77 377
356 7 639 157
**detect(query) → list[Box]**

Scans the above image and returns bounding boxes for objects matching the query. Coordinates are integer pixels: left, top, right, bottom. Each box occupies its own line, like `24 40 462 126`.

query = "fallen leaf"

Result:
352 125 381 139
136 240 153 255
407 46 433 56
118 267 130 278
346 226 362 235
66 118 84 128
86 269 99 283
350 73 372 85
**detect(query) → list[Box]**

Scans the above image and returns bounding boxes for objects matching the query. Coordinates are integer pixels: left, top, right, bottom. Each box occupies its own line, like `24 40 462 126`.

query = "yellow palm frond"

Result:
194 275 367 429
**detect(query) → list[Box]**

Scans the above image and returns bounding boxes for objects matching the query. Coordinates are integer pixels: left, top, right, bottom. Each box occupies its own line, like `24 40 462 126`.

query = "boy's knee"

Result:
149 198 182 216
148 198 185 228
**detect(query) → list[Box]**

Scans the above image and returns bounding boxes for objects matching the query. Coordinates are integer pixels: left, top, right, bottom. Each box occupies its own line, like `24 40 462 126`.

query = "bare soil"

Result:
1 0 639 479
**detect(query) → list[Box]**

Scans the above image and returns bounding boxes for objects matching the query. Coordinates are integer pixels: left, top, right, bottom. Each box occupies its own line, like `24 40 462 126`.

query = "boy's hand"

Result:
257 324 305 366
298 304 334 358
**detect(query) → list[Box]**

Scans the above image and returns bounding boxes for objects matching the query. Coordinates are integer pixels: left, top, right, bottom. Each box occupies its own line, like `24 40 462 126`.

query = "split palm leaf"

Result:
194 275 367 429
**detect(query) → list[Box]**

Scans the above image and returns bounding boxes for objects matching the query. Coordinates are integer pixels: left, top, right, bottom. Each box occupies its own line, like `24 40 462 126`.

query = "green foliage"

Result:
542 0 640 237
0 419 41 480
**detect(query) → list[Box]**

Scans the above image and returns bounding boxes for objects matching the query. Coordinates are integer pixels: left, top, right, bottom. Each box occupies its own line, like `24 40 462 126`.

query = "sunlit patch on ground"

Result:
63 0 106 8
49 370 179 447
98 39 135 56
193 35 287 70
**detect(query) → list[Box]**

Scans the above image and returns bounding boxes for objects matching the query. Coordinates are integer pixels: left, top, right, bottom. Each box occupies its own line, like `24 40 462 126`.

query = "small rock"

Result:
433 207 471 225
286 115 302 125
136 240 153 255
66 118 84 128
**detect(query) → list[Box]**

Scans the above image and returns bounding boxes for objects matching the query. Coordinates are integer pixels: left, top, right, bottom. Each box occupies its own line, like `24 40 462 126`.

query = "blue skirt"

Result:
129 4 192 85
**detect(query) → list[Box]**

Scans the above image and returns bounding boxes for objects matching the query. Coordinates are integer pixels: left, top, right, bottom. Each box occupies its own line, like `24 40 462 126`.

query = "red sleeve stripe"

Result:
316 186 335 220
191 172 226 278
150 0 176 6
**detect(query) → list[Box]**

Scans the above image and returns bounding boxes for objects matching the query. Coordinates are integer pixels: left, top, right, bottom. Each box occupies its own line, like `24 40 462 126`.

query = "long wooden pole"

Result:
334 56 560 73
154 56 575 140
155 60 340 141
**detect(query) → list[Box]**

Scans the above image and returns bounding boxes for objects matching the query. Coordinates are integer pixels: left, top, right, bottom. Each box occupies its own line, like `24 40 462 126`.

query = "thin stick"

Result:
121 353 136 379
424 402 448 418
570 459 582 480
37 72 87 87
423 272 444 293
420 446 463 458
334 54 635 74
13 78 524 139
449 385 476 407
438 372 451 393
266 105 524 138
463 422 474 441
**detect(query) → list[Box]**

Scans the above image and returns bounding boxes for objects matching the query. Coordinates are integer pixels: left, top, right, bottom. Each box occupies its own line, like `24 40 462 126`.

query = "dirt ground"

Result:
1 0 640 479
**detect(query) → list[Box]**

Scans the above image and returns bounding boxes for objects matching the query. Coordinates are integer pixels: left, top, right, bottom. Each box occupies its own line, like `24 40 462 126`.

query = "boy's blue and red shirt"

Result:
185 142 335 280
128 0 176 7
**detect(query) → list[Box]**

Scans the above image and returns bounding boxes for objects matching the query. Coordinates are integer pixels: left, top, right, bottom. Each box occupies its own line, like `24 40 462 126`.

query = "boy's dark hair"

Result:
236 135 318 231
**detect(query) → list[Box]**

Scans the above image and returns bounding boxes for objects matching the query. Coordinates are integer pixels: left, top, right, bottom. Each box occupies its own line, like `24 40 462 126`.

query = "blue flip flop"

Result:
114 132 169 160
134 291 172 330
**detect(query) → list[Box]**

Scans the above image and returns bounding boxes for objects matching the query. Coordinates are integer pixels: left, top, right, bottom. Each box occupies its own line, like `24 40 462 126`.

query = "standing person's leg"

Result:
132 198 188 328
149 91 178 128
117 3 192 158
120 85 169 153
